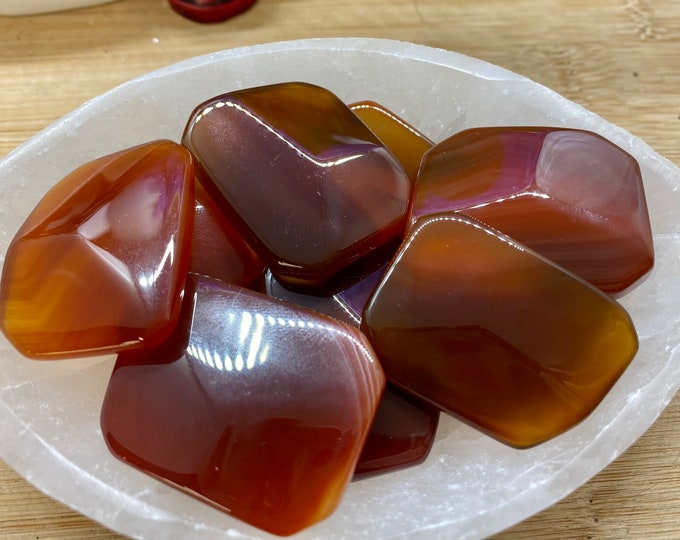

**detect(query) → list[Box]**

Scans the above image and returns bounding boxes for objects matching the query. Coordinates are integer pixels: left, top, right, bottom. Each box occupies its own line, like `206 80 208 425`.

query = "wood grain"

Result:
1 0 679 538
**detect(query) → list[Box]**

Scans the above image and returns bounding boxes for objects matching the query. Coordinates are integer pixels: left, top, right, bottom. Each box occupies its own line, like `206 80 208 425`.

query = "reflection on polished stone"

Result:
264 269 437 478
362 213 638 448
101 274 385 536
411 127 654 295
264 269 361 327
190 178 265 287
182 82 410 295
0 140 194 359
349 100 433 185
354 384 439 479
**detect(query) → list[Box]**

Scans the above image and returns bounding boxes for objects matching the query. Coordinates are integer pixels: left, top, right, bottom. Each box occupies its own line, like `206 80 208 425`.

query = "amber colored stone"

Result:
0 140 194 359
354 384 439 479
190 178 265 287
362 213 638 448
349 100 433 184
182 82 411 295
101 274 384 536
411 127 654 295
167 0 257 23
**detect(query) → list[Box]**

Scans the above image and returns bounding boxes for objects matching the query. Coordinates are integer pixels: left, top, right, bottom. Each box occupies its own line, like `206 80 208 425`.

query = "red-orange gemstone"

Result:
411 127 654 295
190 178 265 287
0 140 194 359
349 100 433 185
362 213 638 448
182 82 411 295
263 269 439 477
102 274 385 536
354 385 439 479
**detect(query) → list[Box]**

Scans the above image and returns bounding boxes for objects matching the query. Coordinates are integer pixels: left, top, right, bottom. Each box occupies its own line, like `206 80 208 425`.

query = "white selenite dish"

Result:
0 38 679 540
0 0 116 16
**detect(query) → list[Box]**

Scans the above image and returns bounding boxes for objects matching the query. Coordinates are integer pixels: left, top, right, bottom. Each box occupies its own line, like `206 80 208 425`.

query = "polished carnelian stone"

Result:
263 270 438 477
101 274 384 536
263 269 361 327
0 140 194 359
354 385 439 479
349 100 433 185
190 178 265 287
411 127 654 295
362 213 638 448
182 82 411 295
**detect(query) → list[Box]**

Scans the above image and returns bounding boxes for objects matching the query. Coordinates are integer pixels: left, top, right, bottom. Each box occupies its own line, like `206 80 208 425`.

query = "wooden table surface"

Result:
1 1 679 538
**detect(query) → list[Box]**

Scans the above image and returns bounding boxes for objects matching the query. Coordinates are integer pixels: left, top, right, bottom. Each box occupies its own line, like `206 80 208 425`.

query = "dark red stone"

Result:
101 274 384 536
263 269 438 478
411 127 654 295
0 140 194 359
190 178 265 287
182 82 411 295
362 212 639 448
354 385 439 479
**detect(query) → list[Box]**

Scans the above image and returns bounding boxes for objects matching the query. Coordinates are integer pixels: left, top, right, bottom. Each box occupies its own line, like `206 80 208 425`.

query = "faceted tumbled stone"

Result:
263 270 438 477
182 82 411 295
0 140 194 359
349 100 433 185
354 384 439 479
190 178 265 288
264 269 361 327
362 213 638 448
411 127 654 295
335 266 386 324
101 274 385 536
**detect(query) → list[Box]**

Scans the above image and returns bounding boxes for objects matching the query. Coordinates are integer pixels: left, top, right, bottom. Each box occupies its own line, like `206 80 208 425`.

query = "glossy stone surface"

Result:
411 127 654 295
263 270 437 478
190 178 265 287
354 384 439 479
0 140 194 359
101 274 384 536
182 82 411 295
335 267 386 324
264 270 361 327
167 0 257 23
349 100 433 184
362 213 639 448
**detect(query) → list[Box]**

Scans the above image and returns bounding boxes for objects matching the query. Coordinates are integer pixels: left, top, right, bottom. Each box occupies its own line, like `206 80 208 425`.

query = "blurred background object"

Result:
0 0 117 16
167 0 257 23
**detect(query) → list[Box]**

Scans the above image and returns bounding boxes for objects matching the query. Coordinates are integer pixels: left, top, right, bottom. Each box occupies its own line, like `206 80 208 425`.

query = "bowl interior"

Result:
1 38 679 540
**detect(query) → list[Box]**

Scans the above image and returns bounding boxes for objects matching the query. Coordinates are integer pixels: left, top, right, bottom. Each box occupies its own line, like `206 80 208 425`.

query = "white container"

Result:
0 0 116 16
0 38 678 540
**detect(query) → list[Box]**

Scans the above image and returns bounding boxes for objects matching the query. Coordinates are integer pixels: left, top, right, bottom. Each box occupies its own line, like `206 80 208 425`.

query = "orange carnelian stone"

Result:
362 213 638 448
190 178 265 288
411 127 654 295
101 274 385 536
182 82 410 295
349 100 433 185
0 140 194 359
354 384 439 479
262 270 439 478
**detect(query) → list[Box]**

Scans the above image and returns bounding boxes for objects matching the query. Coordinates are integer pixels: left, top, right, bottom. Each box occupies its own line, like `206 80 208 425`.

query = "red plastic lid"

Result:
168 0 258 23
